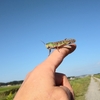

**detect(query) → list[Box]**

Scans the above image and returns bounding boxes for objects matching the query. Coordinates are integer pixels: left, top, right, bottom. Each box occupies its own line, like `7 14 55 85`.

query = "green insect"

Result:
41 38 76 55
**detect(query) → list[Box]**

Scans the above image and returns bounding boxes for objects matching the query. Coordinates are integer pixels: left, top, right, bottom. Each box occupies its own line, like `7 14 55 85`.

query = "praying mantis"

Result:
41 38 76 55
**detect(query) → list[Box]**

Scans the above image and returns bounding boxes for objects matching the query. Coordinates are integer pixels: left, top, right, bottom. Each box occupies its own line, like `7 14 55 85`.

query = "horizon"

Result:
0 73 99 83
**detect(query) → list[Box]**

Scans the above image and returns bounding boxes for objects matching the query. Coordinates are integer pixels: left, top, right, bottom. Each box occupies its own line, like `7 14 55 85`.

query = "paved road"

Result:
85 77 100 100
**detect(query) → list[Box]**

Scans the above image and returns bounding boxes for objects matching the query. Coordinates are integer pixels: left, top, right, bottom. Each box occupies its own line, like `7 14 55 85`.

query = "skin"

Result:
14 44 76 100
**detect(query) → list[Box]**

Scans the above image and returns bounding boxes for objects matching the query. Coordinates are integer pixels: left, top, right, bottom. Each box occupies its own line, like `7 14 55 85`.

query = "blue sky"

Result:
0 0 100 82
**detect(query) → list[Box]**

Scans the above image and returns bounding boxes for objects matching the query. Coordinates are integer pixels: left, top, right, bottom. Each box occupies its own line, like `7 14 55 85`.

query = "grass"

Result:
0 85 20 93
93 74 100 88
0 85 20 100
70 76 91 100
94 74 100 79
93 77 100 87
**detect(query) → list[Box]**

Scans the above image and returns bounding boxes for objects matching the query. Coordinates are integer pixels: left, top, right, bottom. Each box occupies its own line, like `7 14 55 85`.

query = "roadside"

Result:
85 76 100 100
94 77 100 82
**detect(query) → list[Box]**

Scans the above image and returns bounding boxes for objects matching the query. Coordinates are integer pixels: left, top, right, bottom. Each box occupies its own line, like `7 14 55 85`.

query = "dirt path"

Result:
85 77 100 100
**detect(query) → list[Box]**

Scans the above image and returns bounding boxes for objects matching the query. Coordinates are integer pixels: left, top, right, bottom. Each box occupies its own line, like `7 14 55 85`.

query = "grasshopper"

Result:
41 38 76 55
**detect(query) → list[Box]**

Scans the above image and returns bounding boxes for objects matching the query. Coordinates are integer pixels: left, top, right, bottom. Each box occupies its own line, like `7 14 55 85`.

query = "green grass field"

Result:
0 76 91 100
70 76 91 100
0 85 20 100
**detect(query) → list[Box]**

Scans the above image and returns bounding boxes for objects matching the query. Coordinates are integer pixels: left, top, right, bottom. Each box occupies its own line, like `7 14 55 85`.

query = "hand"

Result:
14 44 76 100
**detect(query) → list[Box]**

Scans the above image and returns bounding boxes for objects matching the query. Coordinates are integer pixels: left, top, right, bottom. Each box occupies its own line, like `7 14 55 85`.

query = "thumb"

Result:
42 44 76 72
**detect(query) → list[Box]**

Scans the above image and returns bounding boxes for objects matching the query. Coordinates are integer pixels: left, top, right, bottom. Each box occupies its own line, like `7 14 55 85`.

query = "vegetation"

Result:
0 85 20 100
0 80 23 87
94 73 100 79
6 92 14 100
70 76 91 100
0 76 91 100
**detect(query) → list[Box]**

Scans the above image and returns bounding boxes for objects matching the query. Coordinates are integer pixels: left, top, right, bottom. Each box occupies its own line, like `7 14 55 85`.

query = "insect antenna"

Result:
41 40 45 45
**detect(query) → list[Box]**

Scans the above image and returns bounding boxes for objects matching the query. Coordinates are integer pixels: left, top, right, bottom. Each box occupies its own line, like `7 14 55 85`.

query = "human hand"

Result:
14 44 76 100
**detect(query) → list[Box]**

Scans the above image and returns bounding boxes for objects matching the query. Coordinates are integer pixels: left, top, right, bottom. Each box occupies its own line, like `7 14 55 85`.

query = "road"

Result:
85 77 100 100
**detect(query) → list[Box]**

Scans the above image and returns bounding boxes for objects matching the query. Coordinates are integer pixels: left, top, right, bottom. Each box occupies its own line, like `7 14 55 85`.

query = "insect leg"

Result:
57 47 59 52
63 45 71 48
48 49 51 56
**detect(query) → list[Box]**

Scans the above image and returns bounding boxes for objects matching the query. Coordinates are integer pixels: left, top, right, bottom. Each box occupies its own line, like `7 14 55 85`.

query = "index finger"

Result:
41 44 76 72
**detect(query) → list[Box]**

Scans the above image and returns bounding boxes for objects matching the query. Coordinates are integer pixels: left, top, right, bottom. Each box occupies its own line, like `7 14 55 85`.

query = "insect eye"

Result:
47 46 50 49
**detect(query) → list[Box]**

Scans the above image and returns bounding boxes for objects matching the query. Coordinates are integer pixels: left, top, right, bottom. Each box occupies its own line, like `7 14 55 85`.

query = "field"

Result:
0 85 20 100
0 76 91 100
94 73 100 79
70 76 91 100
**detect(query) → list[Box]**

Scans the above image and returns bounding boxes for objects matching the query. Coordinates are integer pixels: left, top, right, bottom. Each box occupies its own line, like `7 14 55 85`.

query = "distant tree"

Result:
0 80 23 86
